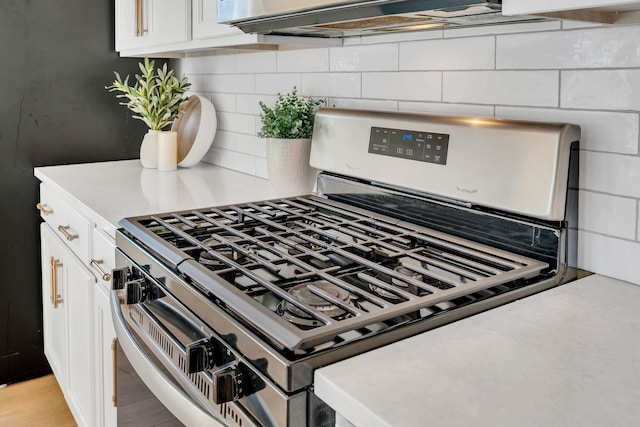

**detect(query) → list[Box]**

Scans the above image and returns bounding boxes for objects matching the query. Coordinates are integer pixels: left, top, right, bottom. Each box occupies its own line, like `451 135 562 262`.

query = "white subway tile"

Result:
210 93 236 113
362 72 441 101
237 134 266 157
443 71 558 107
342 37 363 47
578 231 640 285
278 49 330 72
185 75 207 93
444 20 561 38
302 73 362 98
255 73 302 95
237 94 269 115
330 44 398 72
400 101 494 117
202 55 237 73
236 51 277 73
579 151 640 198
496 107 639 155
498 27 640 70
562 70 640 110
171 57 205 75
400 37 494 70
327 98 398 111
217 149 256 175
361 29 443 45
203 74 255 94
216 111 255 135
579 191 637 240
212 130 237 151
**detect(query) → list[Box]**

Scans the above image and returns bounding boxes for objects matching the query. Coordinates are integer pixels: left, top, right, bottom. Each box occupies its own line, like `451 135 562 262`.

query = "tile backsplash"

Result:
172 20 640 285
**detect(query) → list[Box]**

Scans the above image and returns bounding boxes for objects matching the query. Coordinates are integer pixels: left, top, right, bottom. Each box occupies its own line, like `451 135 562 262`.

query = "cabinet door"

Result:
41 223 95 427
41 223 68 391
94 285 117 427
116 0 190 53
192 0 242 40
66 248 96 427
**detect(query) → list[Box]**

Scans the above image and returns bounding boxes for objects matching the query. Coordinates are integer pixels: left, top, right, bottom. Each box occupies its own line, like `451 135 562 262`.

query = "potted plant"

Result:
258 87 324 194
106 58 190 170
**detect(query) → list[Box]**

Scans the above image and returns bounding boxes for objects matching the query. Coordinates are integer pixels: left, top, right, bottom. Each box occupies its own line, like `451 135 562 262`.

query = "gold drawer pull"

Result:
112 338 118 407
57 225 78 241
50 257 63 309
90 259 112 282
36 203 53 216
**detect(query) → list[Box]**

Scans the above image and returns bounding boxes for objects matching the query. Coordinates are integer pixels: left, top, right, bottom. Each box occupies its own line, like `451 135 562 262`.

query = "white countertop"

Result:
315 274 640 427
35 160 640 427
35 160 282 237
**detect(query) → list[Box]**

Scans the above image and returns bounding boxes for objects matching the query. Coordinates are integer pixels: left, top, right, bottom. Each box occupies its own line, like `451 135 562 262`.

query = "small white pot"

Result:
266 138 317 196
139 130 160 169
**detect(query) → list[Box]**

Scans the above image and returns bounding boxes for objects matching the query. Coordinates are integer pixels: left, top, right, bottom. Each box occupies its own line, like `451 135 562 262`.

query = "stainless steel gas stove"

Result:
111 108 580 427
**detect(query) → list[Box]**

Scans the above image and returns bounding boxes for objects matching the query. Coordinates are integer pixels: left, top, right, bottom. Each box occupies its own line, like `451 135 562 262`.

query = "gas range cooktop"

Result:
120 193 550 354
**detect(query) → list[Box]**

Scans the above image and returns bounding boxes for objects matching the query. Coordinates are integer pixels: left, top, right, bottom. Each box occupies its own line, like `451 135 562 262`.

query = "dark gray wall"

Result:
0 0 148 384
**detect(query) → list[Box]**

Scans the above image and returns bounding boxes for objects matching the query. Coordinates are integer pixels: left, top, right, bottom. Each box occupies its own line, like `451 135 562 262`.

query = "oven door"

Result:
111 292 223 427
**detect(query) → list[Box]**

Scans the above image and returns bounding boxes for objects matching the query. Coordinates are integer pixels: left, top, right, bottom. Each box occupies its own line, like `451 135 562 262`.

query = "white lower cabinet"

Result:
41 223 94 427
39 184 118 427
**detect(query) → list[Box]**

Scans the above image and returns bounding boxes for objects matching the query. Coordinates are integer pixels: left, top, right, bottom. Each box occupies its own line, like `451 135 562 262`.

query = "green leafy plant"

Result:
106 58 191 130
258 88 324 139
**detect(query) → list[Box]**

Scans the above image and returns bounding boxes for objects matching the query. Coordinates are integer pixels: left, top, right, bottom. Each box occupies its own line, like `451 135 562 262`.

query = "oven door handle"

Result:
110 291 223 427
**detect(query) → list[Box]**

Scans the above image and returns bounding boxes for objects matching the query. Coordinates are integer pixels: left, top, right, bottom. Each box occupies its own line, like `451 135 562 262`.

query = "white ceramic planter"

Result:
139 130 160 169
266 138 317 196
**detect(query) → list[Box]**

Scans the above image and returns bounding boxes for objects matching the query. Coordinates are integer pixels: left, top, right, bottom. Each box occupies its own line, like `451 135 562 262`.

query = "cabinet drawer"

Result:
91 227 116 292
38 184 90 262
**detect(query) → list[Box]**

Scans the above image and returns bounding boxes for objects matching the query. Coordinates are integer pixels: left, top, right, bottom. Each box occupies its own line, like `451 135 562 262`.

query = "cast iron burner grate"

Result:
122 195 548 352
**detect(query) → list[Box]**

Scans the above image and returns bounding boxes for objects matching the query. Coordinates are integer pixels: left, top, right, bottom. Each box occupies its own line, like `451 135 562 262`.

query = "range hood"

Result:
217 0 545 38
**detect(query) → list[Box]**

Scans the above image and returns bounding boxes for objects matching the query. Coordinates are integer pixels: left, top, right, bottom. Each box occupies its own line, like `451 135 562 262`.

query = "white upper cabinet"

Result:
116 0 340 57
503 0 640 24
192 0 240 39
116 0 191 55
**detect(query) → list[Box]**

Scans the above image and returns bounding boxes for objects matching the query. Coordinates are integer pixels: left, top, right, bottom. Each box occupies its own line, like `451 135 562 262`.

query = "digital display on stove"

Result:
368 126 449 165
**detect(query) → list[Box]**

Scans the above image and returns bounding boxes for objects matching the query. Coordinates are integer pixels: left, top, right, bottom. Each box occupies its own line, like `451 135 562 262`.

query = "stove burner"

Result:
370 265 423 300
200 236 248 268
279 281 351 327
286 233 322 256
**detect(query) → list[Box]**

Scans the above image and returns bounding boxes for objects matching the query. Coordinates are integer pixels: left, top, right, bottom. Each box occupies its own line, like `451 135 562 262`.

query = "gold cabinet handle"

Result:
90 259 112 282
36 203 53 216
112 338 118 407
135 0 148 36
57 225 78 241
50 257 63 309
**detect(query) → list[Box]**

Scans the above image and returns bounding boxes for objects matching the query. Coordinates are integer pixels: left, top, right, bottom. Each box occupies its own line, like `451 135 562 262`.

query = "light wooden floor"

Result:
0 374 76 426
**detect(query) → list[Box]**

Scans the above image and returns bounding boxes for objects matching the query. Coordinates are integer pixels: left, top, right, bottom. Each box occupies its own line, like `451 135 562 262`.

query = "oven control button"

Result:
212 364 244 404
185 338 217 373
125 278 151 304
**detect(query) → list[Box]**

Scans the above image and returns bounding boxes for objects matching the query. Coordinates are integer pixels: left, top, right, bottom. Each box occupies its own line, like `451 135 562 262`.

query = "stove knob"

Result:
212 364 244 404
111 267 130 290
125 278 151 304
185 338 217 373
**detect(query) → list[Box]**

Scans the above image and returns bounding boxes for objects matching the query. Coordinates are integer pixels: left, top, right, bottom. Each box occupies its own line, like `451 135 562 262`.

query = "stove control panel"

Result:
368 126 449 165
